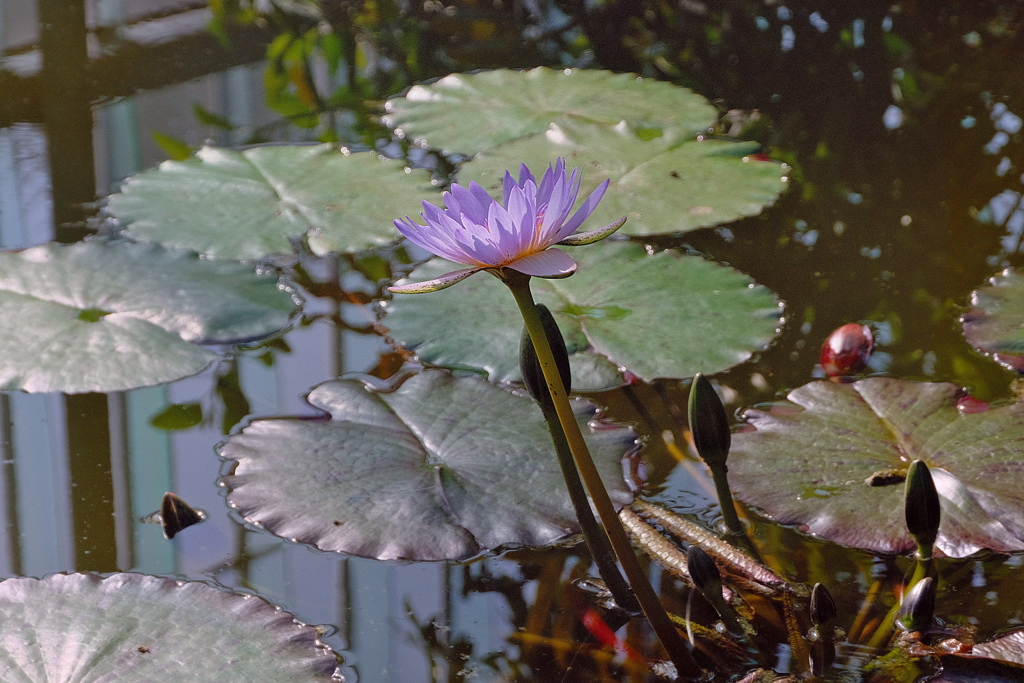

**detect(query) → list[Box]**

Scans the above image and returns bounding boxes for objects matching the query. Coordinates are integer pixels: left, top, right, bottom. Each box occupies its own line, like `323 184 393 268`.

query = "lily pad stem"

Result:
505 273 701 681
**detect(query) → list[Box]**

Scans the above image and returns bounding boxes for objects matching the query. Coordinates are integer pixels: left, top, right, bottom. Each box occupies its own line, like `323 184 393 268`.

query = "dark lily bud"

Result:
904 460 940 559
810 583 837 628
687 373 730 468
686 545 723 600
898 577 936 632
519 304 571 408
820 323 874 380
160 492 206 540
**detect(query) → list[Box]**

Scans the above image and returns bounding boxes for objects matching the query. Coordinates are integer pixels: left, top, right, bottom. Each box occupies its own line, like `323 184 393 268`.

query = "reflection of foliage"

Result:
208 0 560 144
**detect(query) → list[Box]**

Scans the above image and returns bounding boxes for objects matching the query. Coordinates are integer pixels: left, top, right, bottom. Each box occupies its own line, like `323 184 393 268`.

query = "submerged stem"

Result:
505 273 701 681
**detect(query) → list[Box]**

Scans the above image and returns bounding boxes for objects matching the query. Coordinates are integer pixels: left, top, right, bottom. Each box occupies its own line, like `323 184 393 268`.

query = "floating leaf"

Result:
962 267 1024 372
936 631 1024 683
973 630 1024 665
459 122 787 236
0 241 296 393
106 144 439 260
381 241 782 389
219 370 635 561
728 378 1024 558
932 657 1024 683
0 573 339 682
383 67 718 155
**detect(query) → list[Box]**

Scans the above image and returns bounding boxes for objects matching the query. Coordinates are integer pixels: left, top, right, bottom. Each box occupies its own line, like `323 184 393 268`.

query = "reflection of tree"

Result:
210 0 560 144
545 1 1024 398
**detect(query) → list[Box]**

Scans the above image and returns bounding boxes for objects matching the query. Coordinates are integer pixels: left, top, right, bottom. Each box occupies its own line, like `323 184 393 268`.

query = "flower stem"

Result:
535 398 642 614
505 275 701 680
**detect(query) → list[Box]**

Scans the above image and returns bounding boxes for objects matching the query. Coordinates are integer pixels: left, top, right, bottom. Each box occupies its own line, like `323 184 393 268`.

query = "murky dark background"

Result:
2 1 1024 681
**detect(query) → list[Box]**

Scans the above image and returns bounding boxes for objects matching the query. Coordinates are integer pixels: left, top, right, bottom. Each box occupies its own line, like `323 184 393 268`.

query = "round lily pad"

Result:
383 67 718 155
0 240 296 393
106 144 440 260
0 572 339 682
728 378 1024 558
219 370 636 561
459 122 788 236
381 241 783 389
962 267 1024 372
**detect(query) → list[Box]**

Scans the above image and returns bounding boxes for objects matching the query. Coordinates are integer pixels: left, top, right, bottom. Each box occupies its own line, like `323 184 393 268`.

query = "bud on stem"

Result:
898 576 936 632
808 583 837 677
520 303 572 409
810 583 837 628
688 373 730 468
904 460 940 560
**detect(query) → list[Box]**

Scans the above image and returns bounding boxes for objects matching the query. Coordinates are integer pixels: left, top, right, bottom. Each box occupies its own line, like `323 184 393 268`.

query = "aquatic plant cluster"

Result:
1 66 1024 682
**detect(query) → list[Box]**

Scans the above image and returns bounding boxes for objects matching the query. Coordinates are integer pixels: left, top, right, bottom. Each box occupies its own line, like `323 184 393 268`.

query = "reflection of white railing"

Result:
0 4 509 674
1 0 212 75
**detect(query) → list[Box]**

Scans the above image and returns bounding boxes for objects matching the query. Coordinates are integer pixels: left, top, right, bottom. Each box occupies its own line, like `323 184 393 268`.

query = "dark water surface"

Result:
2 1 1024 681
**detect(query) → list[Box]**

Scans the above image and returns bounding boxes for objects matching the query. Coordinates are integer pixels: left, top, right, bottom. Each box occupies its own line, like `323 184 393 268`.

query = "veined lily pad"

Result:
728 378 1024 558
962 268 1024 372
973 630 1024 665
381 241 783 389
935 631 1024 682
0 573 339 682
106 144 439 260
219 370 636 561
459 122 788 236
383 67 718 155
0 241 296 393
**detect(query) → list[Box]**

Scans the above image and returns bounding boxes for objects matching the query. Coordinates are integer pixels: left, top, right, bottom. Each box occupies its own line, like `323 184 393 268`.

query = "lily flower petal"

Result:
505 248 577 278
558 217 627 246
560 179 611 236
388 267 482 294
389 158 619 294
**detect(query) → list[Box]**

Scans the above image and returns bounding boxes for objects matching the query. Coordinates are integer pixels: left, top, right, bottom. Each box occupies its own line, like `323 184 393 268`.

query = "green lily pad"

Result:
219 370 636 561
0 241 296 393
0 573 339 682
383 67 719 155
381 241 783 389
728 378 1024 558
459 122 788 237
962 268 1024 372
106 144 440 260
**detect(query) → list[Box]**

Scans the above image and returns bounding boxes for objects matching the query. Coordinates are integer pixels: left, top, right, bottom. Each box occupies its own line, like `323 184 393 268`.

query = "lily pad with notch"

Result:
0 572 340 682
728 377 1024 558
380 241 783 390
219 370 636 561
459 121 788 237
383 67 719 155
106 144 440 261
0 240 297 393
962 267 1024 372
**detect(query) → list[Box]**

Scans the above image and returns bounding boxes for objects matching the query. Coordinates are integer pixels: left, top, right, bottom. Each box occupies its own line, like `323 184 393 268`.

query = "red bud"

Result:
820 323 874 380
956 395 990 414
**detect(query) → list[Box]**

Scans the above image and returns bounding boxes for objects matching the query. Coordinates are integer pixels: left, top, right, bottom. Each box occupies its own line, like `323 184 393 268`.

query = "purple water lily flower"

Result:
389 159 625 293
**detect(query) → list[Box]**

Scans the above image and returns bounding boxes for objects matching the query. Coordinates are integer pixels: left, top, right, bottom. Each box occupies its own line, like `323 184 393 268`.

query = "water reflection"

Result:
4 0 1024 680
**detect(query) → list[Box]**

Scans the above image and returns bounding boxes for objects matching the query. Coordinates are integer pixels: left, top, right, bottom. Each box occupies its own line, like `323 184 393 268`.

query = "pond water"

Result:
2 1 1024 681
